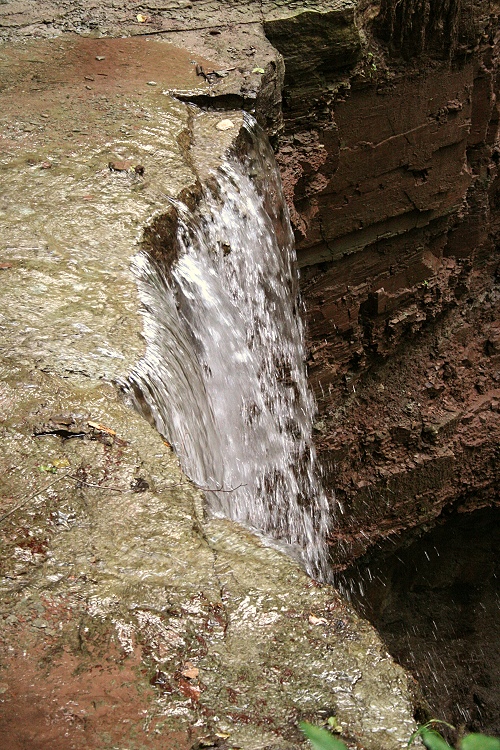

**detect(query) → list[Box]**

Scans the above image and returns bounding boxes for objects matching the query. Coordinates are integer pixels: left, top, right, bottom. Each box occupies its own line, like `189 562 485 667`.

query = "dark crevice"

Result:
335 507 500 735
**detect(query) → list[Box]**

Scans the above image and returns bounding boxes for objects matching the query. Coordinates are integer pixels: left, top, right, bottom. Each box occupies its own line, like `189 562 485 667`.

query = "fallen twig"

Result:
0 472 246 525
191 480 245 494
68 474 124 492
69 476 245 494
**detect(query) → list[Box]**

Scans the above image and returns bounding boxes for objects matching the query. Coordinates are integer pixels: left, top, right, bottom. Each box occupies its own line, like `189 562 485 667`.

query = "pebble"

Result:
147 81 157 86
216 119 234 131
32 618 49 628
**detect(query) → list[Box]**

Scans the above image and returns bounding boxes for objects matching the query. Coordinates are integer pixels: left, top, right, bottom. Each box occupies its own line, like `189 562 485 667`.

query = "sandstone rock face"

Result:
271 0 500 566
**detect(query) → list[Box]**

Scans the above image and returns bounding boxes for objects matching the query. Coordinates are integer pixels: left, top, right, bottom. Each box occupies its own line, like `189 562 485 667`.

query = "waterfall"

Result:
125 115 331 580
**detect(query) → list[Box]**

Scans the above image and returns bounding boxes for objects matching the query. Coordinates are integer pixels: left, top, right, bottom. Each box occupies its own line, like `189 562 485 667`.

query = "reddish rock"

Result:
274 0 500 568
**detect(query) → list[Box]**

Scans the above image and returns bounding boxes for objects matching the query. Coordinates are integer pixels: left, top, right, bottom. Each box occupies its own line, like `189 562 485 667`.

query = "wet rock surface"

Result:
0 1 339 138
0 376 418 750
0 15 419 750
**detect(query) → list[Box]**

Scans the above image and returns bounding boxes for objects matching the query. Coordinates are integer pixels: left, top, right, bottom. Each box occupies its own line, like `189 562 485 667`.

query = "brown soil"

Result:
0 34 214 95
0 599 189 750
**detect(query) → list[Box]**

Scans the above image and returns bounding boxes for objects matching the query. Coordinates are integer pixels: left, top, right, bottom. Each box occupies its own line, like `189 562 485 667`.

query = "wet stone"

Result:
0 24 418 750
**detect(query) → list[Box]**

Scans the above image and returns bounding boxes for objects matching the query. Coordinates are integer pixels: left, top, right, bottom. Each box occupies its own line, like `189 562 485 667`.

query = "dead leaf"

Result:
181 666 199 679
0 262 13 270
178 678 201 701
252 67 266 74
52 458 70 469
308 614 328 625
87 421 117 436
108 160 132 172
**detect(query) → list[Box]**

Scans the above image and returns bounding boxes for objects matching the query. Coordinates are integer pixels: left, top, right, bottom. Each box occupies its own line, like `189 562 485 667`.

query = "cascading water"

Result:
125 115 332 581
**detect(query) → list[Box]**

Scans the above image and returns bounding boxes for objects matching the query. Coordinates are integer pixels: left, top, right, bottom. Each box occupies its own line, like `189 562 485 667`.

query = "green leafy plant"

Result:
460 738 500 750
327 716 343 733
300 719 500 750
408 721 500 750
300 722 347 750
38 463 57 473
366 52 377 71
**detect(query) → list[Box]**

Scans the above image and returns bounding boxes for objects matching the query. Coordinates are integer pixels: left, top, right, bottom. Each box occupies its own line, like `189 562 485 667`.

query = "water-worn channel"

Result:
126 115 332 582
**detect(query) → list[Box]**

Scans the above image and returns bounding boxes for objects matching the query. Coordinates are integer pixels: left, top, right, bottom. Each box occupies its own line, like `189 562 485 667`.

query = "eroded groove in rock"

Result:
126 115 333 581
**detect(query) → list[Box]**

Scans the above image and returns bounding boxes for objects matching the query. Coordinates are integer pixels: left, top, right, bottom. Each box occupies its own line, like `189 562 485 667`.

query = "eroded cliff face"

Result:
269 0 500 566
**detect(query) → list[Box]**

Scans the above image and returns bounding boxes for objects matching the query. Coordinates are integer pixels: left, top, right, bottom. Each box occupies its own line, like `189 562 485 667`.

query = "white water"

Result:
126 115 331 580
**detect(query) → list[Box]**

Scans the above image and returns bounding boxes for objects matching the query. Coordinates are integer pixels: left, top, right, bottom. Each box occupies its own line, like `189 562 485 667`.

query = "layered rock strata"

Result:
270 0 500 565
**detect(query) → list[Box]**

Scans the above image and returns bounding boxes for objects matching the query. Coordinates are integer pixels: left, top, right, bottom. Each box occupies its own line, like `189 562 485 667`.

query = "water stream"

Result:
125 115 332 581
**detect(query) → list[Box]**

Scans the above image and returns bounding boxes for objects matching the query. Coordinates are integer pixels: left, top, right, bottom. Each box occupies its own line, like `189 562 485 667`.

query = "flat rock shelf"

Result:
0 28 418 750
